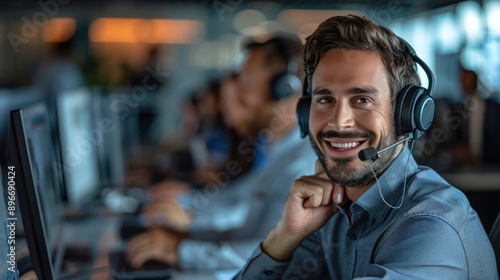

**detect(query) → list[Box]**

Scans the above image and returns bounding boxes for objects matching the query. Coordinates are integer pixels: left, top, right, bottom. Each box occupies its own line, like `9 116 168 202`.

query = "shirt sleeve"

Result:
233 244 290 279
178 238 271 271
186 177 253 233
189 198 250 232
357 215 470 279
189 151 312 236
233 230 328 279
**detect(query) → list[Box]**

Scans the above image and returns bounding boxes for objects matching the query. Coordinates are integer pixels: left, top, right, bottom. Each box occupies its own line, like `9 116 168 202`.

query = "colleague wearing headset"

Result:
125 34 318 271
235 15 497 279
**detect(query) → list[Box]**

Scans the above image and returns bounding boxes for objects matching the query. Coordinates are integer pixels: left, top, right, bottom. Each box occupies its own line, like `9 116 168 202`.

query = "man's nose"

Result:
327 101 355 131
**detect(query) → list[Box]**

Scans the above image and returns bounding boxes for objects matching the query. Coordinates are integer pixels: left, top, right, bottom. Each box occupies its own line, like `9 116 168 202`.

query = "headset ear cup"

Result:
271 73 302 100
296 96 311 138
395 85 413 136
415 93 435 131
395 85 435 138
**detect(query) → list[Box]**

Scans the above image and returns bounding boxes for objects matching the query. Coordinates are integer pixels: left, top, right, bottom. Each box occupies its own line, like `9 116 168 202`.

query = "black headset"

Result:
296 37 435 140
267 37 302 100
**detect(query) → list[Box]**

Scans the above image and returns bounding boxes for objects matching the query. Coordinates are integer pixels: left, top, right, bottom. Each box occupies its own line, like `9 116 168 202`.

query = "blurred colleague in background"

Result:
34 38 87 132
125 34 318 271
450 67 500 166
149 75 253 193
413 66 500 169
219 72 254 137
215 72 256 180
191 80 232 172
35 38 86 96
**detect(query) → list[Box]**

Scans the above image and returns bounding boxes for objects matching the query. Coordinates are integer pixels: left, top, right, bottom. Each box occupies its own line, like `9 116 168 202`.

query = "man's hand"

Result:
126 228 185 268
147 180 191 202
141 200 192 232
20 271 37 280
262 161 346 261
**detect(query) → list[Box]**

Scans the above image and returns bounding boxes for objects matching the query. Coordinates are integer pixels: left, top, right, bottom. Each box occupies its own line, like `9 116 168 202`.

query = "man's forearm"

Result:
261 221 305 262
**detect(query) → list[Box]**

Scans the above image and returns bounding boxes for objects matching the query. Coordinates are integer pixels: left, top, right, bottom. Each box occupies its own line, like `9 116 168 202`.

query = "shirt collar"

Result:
354 147 418 222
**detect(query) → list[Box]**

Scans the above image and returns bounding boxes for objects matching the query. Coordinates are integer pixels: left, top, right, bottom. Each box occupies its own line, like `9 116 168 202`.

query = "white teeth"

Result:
329 142 360 149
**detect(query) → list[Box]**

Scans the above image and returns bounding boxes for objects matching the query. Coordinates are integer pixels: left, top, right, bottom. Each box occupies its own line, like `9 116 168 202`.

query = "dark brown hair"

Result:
245 34 305 82
304 14 420 104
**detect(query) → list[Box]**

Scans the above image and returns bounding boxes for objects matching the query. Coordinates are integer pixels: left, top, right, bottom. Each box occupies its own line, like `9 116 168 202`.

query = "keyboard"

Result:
108 251 174 280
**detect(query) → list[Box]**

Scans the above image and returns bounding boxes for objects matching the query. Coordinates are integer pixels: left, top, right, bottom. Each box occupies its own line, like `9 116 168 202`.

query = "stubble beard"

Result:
309 129 398 188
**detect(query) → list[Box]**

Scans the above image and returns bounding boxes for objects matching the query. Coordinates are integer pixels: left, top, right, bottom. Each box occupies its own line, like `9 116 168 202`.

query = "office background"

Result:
0 0 499 279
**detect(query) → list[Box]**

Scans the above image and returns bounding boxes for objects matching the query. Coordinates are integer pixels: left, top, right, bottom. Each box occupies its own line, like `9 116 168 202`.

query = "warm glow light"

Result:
43 18 76 42
278 9 359 32
89 18 203 44
146 19 203 44
278 9 359 42
89 18 148 43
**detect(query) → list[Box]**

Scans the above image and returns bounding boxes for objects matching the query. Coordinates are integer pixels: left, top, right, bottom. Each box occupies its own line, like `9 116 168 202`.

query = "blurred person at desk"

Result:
136 73 256 236
203 72 256 181
150 77 249 190
125 34 318 271
449 67 500 166
187 79 235 182
151 81 231 183
234 15 497 279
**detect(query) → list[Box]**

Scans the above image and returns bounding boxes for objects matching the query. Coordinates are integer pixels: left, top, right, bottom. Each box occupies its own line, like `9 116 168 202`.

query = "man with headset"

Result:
125 34 318 271
235 15 497 279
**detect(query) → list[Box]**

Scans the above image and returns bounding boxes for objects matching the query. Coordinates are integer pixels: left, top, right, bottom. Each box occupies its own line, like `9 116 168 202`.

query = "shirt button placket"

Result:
345 231 358 277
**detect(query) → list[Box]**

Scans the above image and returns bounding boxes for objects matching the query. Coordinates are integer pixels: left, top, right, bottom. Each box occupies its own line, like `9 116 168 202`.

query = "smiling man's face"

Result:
309 49 398 188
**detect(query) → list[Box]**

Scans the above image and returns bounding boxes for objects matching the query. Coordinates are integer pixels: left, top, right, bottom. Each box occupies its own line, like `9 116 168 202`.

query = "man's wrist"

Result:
261 223 305 262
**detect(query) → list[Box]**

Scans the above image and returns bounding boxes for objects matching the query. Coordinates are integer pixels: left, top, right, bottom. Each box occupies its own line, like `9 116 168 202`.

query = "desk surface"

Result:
61 210 237 280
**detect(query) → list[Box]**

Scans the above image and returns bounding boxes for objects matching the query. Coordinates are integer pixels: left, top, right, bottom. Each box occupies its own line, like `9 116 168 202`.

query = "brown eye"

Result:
317 97 332 104
355 97 372 104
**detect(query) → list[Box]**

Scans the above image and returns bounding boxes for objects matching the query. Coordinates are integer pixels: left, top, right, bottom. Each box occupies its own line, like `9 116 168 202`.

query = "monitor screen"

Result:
94 88 125 188
56 88 101 208
0 165 19 280
0 87 44 164
7 103 64 280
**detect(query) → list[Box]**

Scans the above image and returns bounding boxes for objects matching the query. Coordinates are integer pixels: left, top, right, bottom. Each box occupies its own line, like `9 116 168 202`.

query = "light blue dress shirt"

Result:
177 127 318 270
235 147 498 279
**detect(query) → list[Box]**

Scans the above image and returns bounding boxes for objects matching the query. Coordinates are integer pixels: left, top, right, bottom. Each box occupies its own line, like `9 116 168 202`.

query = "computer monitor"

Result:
55 88 101 210
0 87 44 164
7 103 64 280
92 87 125 188
0 164 19 280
